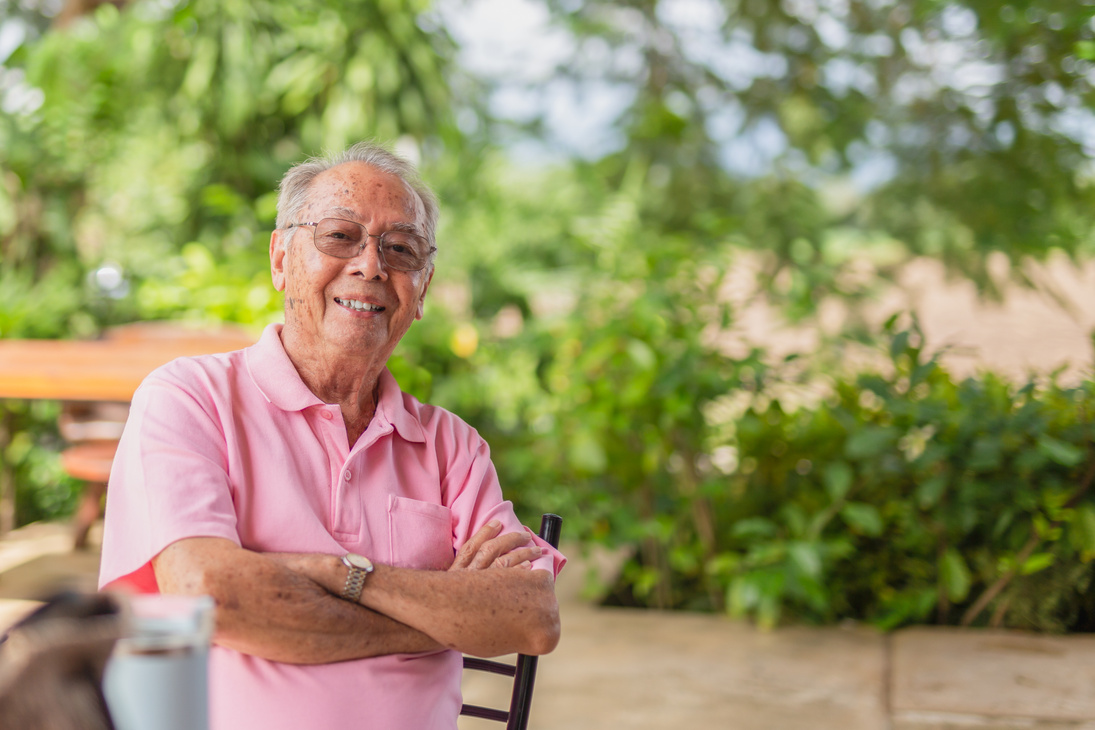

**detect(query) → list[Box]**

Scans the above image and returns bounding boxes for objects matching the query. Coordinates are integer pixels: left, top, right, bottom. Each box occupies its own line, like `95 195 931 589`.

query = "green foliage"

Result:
0 0 458 330
590 320 1095 632
0 400 81 525
535 0 1095 292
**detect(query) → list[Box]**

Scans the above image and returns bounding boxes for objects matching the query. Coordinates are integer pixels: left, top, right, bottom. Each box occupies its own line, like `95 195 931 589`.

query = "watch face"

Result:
345 553 373 571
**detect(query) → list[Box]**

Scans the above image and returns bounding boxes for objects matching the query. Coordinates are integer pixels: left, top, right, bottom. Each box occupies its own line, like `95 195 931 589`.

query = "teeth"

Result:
336 298 384 312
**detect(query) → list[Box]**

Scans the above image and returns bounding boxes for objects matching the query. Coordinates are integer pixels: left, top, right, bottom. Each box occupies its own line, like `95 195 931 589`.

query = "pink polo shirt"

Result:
99 323 565 730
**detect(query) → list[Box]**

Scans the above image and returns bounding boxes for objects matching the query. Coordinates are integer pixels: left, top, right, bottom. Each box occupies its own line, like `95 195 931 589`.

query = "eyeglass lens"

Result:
313 218 429 270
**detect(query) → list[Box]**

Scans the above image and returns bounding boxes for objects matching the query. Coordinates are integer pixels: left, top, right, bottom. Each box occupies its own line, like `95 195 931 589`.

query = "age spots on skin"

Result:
365 178 421 218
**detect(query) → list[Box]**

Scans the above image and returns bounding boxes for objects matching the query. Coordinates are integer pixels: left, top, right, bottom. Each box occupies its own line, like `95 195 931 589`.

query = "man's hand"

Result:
356 536 560 657
449 520 545 571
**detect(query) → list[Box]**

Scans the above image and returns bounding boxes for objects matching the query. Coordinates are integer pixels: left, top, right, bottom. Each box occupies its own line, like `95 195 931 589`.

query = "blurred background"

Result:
2 0 1095 633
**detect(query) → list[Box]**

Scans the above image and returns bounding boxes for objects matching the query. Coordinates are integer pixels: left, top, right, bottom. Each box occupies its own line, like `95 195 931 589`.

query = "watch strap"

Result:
340 554 373 602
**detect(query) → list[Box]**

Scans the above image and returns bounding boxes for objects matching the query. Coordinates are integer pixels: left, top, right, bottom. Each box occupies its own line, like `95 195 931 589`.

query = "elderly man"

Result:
98 142 564 729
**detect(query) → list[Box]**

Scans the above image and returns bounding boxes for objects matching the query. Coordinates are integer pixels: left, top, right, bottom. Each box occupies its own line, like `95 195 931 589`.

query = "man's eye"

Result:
384 235 420 255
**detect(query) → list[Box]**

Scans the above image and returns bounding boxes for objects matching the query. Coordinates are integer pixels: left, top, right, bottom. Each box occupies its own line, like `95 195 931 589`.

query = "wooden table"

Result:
0 325 258 545
0 327 257 402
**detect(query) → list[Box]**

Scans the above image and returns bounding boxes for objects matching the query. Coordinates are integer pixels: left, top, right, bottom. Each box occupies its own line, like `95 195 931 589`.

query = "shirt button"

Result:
320 410 334 420
343 470 352 481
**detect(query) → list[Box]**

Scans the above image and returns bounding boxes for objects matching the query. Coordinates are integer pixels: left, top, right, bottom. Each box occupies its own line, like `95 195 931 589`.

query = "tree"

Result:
472 0 1095 291
0 0 462 527
0 0 459 337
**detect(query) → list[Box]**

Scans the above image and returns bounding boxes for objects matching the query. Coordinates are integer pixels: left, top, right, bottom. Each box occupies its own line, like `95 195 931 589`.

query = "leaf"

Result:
181 36 218 99
669 545 701 574
567 434 607 473
890 329 909 361
727 574 761 616
910 360 937 388
631 566 661 598
732 569 788 620
940 549 971 602
705 552 741 576
840 502 883 537
915 475 947 509
626 338 656 371
823 461 853 501
872 588 937 631
968 437 1003 471
781 503 808 538
845 427 896 460
731 517 778 540
1069 504 1095 556
1020 552 1055 576
789 542 823 579
1036 436 1084 468
756 594 782 631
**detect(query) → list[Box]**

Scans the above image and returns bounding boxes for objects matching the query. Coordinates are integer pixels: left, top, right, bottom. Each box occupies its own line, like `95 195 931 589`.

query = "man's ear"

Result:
415 268 434 321
270 230 287 292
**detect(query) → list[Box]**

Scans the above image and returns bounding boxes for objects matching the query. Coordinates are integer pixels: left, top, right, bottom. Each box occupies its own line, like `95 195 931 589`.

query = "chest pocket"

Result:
387 495 455 570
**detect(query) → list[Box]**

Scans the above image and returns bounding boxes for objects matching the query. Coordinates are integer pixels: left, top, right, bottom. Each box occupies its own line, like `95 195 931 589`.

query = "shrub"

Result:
549 318 1095 632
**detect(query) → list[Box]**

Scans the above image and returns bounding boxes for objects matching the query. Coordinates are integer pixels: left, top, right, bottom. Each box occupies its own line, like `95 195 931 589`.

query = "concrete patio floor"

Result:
1 521 1094 730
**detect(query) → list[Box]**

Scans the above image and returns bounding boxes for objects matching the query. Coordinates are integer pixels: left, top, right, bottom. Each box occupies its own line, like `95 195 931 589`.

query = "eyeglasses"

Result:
286 218 436 272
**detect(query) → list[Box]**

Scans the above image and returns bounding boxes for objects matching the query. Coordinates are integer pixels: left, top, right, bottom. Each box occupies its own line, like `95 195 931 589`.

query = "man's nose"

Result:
350 236 388 279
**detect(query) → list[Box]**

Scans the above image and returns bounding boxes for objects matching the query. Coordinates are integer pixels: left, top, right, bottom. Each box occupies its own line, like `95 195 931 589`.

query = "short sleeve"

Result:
438 420 566 579
98 368 241 592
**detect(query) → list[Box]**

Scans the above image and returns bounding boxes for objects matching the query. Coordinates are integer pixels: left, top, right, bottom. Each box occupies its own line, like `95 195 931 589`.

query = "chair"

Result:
460 513 562 730
59 402 128 549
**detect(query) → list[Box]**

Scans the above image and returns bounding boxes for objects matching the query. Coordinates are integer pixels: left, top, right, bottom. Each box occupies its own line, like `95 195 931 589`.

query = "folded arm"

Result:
269 521 561 658
152 537 442 664
151 521 559 663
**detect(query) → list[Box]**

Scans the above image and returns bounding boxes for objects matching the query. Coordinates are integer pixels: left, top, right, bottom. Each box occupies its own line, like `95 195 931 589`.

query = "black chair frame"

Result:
459 513 562 730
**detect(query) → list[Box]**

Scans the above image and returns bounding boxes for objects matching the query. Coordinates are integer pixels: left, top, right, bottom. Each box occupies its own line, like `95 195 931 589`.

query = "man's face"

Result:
270 161 433 364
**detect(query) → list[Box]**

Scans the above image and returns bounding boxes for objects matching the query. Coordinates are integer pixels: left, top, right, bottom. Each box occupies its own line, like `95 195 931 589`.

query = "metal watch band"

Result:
340 554 373 603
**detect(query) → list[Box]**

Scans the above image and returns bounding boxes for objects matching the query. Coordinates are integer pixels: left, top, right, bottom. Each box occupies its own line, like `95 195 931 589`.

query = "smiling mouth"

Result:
335 297 385 313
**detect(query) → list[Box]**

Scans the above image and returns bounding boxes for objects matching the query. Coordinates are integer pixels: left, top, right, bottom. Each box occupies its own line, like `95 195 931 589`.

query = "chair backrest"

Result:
459 513 562 730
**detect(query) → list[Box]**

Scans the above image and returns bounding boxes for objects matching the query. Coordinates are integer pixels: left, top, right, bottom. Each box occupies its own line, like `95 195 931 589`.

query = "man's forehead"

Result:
323 205 361 220
302 163 423 222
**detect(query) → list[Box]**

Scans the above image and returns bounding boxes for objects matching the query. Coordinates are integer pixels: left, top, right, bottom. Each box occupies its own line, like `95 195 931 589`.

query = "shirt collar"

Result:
245 323 426 443
245 324 324 411
373 369 426 443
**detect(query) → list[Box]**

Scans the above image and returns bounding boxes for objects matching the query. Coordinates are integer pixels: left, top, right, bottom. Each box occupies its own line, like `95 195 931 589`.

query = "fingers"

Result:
451 521 543 571
451 520 504 570
490 545 543 569
467 531 531 570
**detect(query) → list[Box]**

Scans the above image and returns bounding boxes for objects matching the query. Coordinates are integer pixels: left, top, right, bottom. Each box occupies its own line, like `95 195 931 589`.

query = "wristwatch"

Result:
340 553 374 602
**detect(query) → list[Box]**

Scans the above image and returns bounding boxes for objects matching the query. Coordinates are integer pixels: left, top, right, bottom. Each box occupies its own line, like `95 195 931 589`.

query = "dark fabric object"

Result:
0 591 122 730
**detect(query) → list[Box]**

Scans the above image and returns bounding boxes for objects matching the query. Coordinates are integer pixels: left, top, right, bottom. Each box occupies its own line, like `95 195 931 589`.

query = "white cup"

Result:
102 594 215 730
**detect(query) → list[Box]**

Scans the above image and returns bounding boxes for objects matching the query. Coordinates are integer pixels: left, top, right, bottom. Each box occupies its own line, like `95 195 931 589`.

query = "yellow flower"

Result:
450 323 479 358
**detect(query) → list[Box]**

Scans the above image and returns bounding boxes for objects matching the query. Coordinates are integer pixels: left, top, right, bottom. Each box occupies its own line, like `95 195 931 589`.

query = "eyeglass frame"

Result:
284 218 437 272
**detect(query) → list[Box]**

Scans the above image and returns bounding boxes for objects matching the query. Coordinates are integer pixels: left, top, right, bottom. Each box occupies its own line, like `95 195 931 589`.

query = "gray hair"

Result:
275 141 439 255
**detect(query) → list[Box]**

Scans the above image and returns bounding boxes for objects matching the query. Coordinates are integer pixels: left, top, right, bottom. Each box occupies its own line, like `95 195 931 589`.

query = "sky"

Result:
434 0 900 185
436 0 636 163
